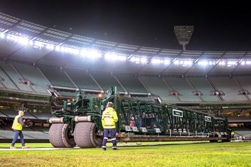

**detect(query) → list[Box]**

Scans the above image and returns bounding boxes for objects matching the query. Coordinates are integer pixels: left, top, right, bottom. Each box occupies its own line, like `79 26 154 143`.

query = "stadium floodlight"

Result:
174 25 194 51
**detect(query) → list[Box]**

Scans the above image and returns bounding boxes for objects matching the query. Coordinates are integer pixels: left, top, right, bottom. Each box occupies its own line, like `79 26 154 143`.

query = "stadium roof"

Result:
0 12 251 77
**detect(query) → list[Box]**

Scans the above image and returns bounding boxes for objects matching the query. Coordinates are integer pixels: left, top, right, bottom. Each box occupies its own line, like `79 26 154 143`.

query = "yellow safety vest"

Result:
102 107 118 129
12 115 23 131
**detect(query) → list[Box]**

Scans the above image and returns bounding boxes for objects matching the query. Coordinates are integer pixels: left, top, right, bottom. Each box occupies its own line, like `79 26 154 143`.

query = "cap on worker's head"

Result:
107 102 113 108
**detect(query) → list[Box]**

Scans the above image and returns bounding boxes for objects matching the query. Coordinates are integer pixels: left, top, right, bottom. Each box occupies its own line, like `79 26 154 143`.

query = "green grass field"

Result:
0 141 250 167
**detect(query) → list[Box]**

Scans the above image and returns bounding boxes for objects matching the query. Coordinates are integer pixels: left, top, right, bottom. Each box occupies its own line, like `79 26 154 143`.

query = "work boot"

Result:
22 146 29 149
10 146 17 149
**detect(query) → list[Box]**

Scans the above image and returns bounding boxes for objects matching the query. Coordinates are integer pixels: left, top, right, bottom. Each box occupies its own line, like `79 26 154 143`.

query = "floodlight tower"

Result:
174 25 194 51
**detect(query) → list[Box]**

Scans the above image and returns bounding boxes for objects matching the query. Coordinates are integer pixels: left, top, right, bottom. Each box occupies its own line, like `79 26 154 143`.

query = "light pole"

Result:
174 25 194 51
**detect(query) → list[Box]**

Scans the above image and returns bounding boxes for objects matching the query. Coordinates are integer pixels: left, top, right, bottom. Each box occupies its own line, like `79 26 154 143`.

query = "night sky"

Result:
0 0 250 51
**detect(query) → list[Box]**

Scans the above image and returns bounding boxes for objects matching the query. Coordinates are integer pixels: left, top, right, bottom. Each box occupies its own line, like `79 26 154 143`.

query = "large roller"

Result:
48 86 231 148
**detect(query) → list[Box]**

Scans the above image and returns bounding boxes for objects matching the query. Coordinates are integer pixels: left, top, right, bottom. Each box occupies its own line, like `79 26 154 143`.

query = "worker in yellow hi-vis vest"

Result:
231 130 235 139
10 110 29 149
101 102 118 150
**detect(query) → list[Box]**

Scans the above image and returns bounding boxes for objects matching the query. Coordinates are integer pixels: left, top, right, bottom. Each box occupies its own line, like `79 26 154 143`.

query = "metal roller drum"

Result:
49 117 64 123
75 116 91 122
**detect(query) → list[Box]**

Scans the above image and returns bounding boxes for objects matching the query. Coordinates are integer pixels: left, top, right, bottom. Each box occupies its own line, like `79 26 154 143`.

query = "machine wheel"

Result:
74 122 102 148
49 123 76 148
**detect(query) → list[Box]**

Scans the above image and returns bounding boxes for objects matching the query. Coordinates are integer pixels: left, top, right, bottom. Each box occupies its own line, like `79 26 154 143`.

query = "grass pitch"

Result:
0 141 250 167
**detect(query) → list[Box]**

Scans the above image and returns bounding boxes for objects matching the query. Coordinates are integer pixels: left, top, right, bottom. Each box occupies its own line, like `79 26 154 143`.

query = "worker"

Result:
10 110 29 149
130 117 135 127
101 102 118 150
231 130 235 139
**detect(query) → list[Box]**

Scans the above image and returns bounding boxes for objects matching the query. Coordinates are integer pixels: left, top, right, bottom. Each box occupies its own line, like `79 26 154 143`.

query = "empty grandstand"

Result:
0 12 250 142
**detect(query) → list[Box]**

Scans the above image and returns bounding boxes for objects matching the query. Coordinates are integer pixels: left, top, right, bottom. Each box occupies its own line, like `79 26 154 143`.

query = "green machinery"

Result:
48 86 231 148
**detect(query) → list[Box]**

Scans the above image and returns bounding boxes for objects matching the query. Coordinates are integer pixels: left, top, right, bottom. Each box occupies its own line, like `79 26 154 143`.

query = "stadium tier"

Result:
0 12 250 142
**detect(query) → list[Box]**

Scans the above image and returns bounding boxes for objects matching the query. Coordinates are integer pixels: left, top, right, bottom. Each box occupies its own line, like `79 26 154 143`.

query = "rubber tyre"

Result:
49 123 76 148
74 122 102 148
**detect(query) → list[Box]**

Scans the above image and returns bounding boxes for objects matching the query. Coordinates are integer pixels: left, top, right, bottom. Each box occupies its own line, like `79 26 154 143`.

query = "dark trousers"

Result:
102 129 117 149
11 130 25 146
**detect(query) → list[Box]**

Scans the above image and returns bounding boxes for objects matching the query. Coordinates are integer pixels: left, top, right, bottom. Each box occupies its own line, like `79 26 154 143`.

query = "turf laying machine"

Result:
48 86 231 148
